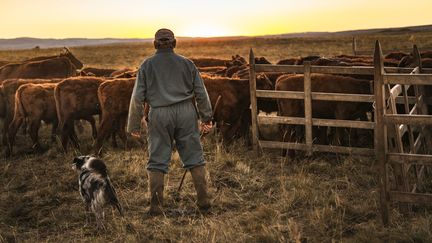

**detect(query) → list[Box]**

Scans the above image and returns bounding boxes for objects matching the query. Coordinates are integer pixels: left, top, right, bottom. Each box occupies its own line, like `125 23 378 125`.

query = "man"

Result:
127 28 213 215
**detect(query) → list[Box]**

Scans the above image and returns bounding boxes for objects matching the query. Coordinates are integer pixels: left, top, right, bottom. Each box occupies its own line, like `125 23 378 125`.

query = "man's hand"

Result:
200 120 213 134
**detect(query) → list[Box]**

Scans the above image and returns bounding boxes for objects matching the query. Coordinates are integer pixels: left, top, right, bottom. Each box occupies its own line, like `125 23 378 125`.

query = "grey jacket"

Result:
127 48 212 133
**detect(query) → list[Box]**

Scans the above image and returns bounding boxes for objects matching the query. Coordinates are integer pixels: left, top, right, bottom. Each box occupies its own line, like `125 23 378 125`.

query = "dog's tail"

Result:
106 178 123 216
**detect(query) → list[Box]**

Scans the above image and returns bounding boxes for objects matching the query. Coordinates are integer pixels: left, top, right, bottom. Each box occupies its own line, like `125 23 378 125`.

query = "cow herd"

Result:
0 47 431 157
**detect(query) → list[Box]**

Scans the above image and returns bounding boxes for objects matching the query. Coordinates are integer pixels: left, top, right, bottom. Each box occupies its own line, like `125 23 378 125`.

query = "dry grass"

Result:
1 33 432 242
1 31 432 69
0 126 431 242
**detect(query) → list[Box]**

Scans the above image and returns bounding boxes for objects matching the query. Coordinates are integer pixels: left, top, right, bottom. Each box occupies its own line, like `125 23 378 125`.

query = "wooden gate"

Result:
373 41 432 225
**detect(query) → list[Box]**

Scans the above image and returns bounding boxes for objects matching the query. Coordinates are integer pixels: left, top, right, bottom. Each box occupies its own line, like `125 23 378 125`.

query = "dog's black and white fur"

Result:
72 155 122 228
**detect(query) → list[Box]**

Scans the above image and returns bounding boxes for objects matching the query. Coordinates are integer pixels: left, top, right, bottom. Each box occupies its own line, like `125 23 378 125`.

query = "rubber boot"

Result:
190 165 211 211
148 170 164 216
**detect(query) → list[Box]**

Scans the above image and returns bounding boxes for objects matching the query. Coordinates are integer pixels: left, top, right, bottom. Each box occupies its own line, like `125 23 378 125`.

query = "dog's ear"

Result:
73 157 85 168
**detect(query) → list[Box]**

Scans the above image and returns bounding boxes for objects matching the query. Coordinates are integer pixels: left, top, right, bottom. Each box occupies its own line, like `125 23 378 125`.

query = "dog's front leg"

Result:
85 203 92 226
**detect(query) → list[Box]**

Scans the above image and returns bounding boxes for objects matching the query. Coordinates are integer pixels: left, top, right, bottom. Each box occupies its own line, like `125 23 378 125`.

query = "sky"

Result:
0 0 431 38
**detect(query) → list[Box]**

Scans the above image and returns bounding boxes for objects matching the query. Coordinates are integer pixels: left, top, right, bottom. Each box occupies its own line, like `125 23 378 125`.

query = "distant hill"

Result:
1 24 431 50
270 24 432 38
0 37 153 50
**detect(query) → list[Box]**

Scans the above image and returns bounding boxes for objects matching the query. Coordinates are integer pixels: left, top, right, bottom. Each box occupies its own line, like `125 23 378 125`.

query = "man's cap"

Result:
155 28 175 41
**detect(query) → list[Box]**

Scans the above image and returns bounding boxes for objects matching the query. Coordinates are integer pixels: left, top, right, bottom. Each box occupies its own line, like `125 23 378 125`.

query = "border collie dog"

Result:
72 155 123 228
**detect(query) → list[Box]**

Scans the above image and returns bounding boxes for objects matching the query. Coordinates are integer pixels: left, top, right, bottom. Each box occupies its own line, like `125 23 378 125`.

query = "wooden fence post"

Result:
374 40 390 226
249 48 260 155
304 61 313 156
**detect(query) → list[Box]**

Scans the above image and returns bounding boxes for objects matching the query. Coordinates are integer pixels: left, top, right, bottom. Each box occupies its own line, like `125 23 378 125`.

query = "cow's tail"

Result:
54 84 64 134
14 86 27 119
97 81 108 125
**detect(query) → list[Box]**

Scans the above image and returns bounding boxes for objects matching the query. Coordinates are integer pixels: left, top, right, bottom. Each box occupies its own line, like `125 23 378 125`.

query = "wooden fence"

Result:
249 41 432 225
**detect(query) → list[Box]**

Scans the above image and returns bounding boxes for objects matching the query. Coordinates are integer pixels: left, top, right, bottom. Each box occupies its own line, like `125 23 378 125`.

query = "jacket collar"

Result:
156 48 174 54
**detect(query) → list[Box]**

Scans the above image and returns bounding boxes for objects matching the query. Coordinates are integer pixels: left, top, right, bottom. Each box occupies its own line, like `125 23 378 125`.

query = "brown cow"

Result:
421 51 432 59
80 67 117 77
225 64 247 77
399 55 432 68
296 55 321 65
22 47 83 68
202 74 273 142
311 58 350 66
94 78 135 154
111 69 137 78
385 52 409 61
255 57 271 64
109 68 135 78
0 61 9 68
1 79 61 146
276 58 299 65
7 83 58 155
0 48 82 81
190 58 229 67
54 77 104 151
224 55 248 77
276 74 372 157
198 66 226 74
226 55 247 68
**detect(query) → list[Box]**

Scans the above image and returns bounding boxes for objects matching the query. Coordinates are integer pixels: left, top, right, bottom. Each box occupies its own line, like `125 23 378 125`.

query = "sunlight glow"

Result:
179 24 233 38
0 0 431 38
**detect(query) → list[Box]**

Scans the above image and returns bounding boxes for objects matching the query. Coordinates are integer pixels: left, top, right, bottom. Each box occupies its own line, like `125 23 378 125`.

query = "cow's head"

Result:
398 55 415 68
256 74 277 113
255 57 271 65
62 47 84 69
256 74 273 90
227 55 247 68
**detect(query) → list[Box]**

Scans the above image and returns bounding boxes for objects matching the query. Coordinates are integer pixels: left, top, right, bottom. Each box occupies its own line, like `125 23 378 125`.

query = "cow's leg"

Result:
85 116 97 139
68 121 80 149
2 114 12 146
239 109 252 146
21 118 28 135
61 120 79 152
95 116 114 155
60 121 70 152
51 120 58 142
6 116 24 156
28 119 42 152
111 133 118 148
110 119 119 148
221 123 236 145
334 108 350 146
314 126 328 145
117 117 128 149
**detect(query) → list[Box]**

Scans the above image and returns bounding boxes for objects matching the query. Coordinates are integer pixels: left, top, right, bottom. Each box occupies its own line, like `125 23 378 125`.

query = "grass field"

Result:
1 32 432 242
1 31 432 68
